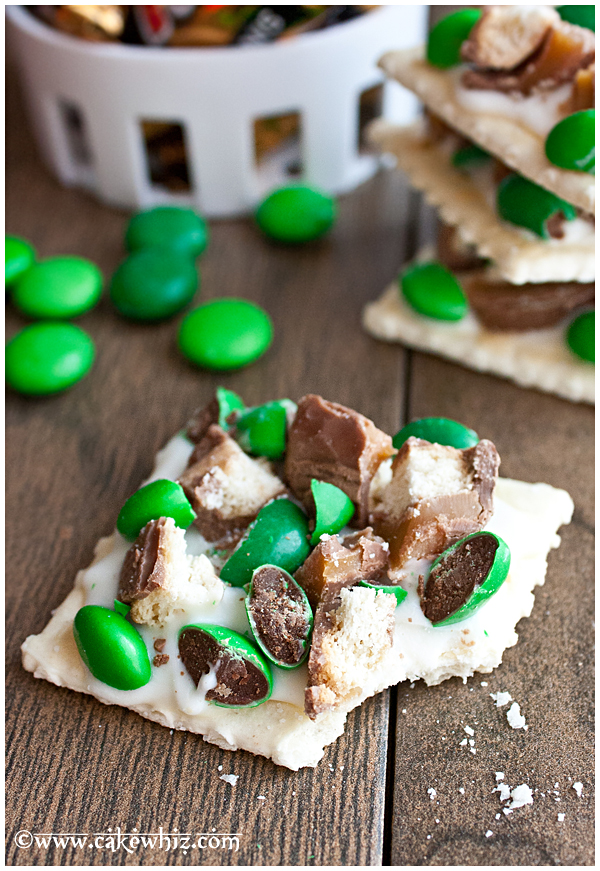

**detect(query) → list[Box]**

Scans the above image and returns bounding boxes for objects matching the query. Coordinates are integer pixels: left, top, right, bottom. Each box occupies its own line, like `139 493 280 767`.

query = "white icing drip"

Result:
177 661 219 716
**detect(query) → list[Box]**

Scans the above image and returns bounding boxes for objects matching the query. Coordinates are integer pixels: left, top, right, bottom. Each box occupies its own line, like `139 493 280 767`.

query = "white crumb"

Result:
485 830 493 838
495 772 505 781
573 782 583 797
468 739 475 747
459 738 468 746
490 691 513 708
402 708 407 714
507 784 534 810
495 813 501 820
464 725 475 736
494 783 511 802
558 813 565 822
507 702 528 730
459 787 465 795
469 748 476 754
257 795 266 800
217 765 223 771
480 681 488 686
219 774 239 786
427 788 437 800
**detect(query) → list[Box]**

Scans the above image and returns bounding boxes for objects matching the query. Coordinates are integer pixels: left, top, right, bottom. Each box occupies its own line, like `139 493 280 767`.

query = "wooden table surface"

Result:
6 38 594 868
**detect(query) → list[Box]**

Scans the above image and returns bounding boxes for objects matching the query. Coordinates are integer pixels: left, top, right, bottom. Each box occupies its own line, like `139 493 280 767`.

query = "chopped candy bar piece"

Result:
285 394 394 527
461 6 560 71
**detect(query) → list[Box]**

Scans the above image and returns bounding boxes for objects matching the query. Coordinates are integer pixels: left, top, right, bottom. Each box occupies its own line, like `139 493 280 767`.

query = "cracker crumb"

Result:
464 725 475 736
507 784 533 810
558 813 565 822
573 782 583 797
506 702 528 730
494 783 511 802
219 774 239 786
495 772 505 781
490 691 512 708
485 830 493 838
459 738 468 747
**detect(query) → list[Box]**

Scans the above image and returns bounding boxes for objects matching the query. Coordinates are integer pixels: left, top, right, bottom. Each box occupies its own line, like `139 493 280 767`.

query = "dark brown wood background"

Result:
6 10 594 866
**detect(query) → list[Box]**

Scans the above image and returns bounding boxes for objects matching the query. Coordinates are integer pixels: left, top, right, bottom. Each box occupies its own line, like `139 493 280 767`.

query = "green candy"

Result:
426 8 482 69
5 322 95 395
125 206 209 258
73 605 151 691
246 565 313 669
400 261 468 321
497 174 577 238
110 248 198 321
220 499 310 587
178 298 273 371
392 417 479 451
117 479 196 541
113 599 131 617
178 623 272 707
12 256 103 319
255 185 336 244
358 580 408 607
545 110 595 174
5 236 35 285
451 143 491 169
557 5 595 31
309 479 355 546
426 532 511 627
566 310 594 363
215 386 245 429
234 399 296 459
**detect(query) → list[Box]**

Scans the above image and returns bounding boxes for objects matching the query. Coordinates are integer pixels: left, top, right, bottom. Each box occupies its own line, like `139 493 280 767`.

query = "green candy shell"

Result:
235 399 296 459
400 261 468 321
255 185 336 244
497 174 577 238
73 605 151 691
556 5 595 31
426 8 482 68
110 247 198 321
358 580 408 607
310 479 355 545
220 499 310 587
245 565 313 669
5 322 95 396
5 236 35 285
392 417 479 451
429 532 511 627
113 599 131 617
179 623 273 707
545 110 595 174
12 256 103 319
126 206 209 258
566 310 595 363
178 298 273 371
451 143 490 169
117 479 196 541
215 386 246 429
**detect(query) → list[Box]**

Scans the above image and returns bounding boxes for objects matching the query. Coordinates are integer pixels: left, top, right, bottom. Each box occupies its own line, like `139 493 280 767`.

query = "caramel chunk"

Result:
295 527 390 611
421 534 498 624
305 584 395 719
179 424 285 543
373 438 499 575
247 565 311 666
565 63 595 112
179 627 270 706
285 394 394 527
463 272 595 332
461 5 559 71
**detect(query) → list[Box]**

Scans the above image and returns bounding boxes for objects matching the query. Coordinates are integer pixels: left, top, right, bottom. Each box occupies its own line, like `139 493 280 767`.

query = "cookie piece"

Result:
178 424 285 543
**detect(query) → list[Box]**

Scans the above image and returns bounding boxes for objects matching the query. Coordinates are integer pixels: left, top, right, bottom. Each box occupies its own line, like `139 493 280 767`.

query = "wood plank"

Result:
5 55 412 865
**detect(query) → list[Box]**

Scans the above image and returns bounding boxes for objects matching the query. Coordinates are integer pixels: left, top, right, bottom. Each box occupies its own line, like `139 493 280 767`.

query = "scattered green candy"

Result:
425 532 511 627
497 174 577 238
113 599 131 617
566 310 594 363
451 143 491 169
125 206 209 258
5 236 35 285
556 5 595 31
12 256 102 319
358 580 408 607
220 499 310 587
234 399 297 459
73 605 151 691
216 386 245 429
309 479 355 546
246 565 313 668
400 261 468 321
545 110 595 174
392 417 479 451
5 322 95 395
426 8 482 68
255 185 336 244
117 479 196 541
178 298 273 371
178 623 273 707
110 248 198 321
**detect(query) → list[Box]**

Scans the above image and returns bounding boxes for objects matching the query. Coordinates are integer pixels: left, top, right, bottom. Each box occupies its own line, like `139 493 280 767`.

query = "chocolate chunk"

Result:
118 517 170 604
284 394 394 527
461 6 559 72
421 533 498 623
295 527 389 611
437 223 486 273
463 273 595 332
185 395 220 443
179 628 270 706
247 566 311 666
153 638 167 653
152 653 170 667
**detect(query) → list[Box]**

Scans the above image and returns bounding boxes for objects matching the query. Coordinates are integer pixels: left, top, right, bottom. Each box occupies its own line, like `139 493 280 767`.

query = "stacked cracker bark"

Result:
364 5 595 403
